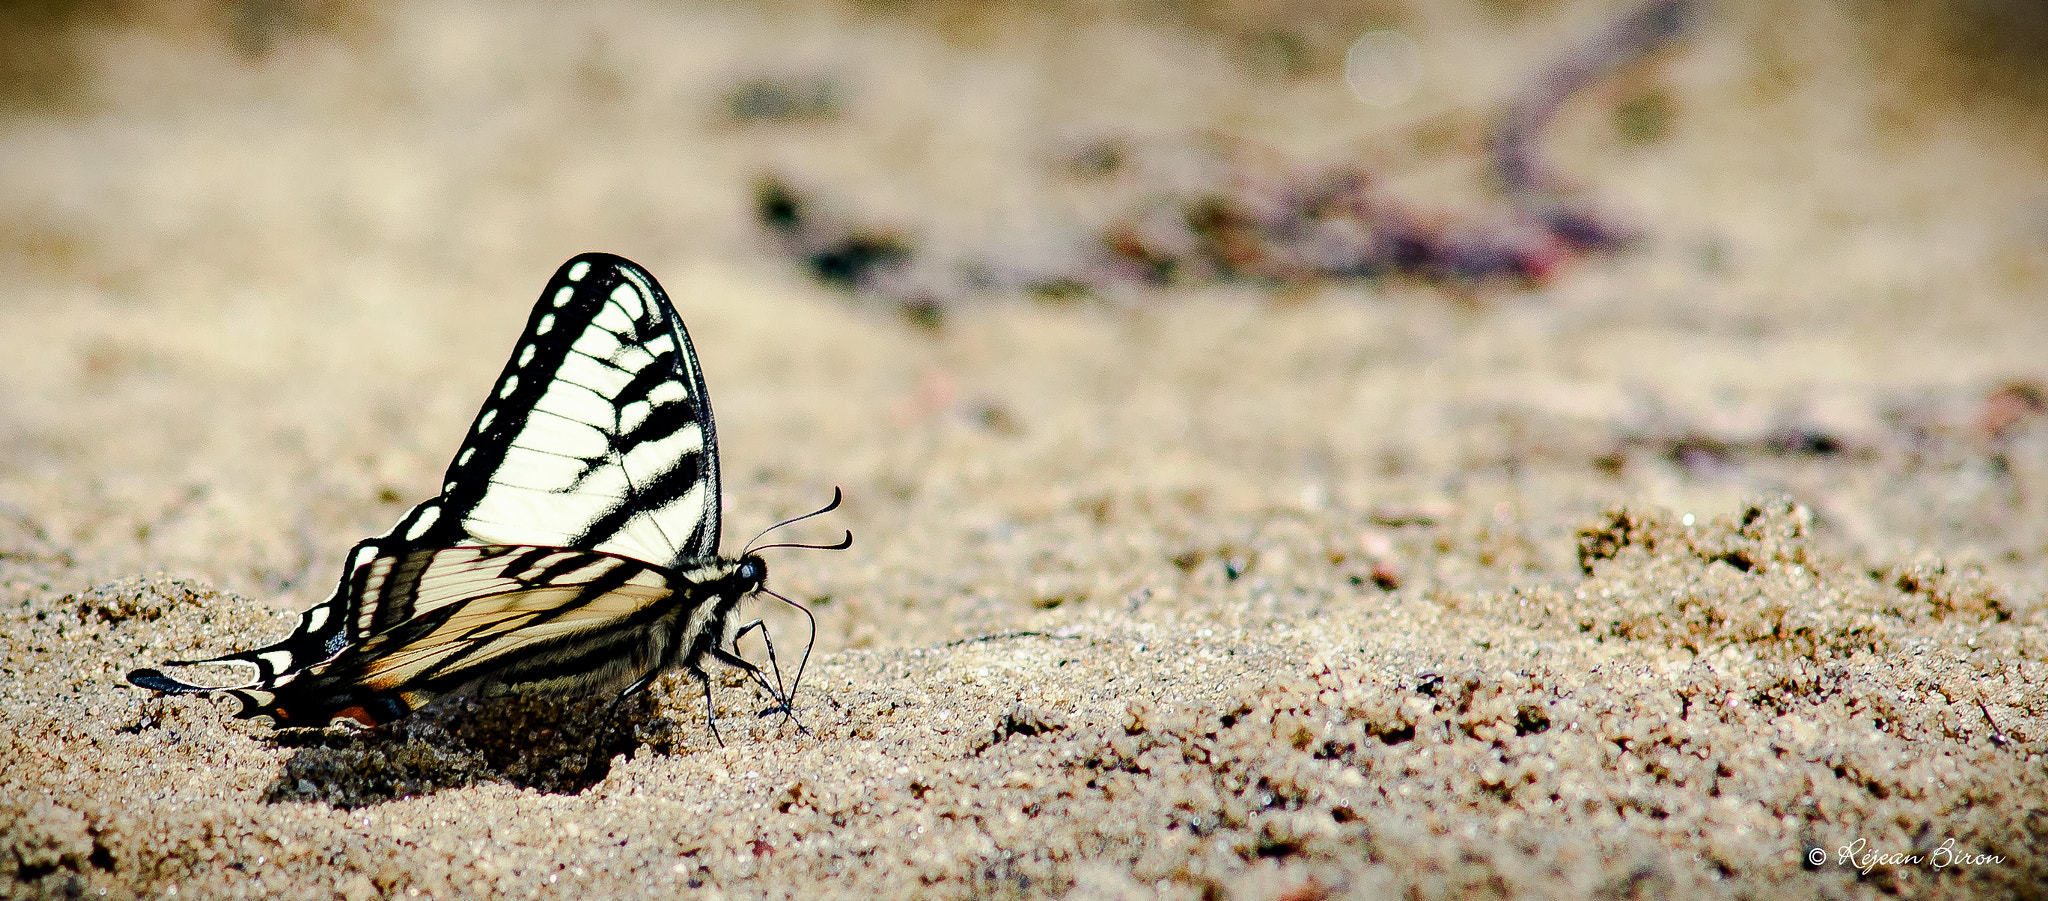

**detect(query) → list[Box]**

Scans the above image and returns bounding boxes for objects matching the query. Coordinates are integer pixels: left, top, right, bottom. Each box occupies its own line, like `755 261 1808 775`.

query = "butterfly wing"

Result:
132 546 701 726
398 251 724 567
130 253 733 717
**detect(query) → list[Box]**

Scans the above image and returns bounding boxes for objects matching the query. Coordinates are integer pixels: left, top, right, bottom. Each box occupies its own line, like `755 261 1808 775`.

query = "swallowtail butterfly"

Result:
128 253 843 731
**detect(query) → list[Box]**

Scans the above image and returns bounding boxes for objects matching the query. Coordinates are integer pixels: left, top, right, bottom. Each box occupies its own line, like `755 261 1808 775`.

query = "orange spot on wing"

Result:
334 706 379 727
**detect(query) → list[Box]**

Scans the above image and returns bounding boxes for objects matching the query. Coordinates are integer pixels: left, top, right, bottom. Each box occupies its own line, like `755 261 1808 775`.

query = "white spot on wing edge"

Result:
567 261 591 281
537 314 555 336
259 650 296 675
519 344 536 366
552 286 574 308
406 506 441 540
499 375 519 398
305 605 330 633
477 409 497 432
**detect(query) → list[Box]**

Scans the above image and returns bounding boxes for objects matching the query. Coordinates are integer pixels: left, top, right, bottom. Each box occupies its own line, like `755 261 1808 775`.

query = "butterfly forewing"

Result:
393 254 722 569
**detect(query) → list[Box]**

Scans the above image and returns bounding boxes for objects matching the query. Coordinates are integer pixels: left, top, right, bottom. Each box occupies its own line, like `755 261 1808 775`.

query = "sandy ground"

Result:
4 0 2048 898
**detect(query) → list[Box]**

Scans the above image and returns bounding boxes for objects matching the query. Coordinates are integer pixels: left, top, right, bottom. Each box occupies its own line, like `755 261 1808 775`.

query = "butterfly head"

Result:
735 554 768 594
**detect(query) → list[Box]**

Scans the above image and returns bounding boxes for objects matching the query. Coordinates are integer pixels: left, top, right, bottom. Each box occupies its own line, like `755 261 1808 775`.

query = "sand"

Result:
3 0 2047 898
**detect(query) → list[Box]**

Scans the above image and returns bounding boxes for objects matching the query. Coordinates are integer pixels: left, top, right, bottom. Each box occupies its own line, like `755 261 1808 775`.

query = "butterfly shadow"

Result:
260 691 690 809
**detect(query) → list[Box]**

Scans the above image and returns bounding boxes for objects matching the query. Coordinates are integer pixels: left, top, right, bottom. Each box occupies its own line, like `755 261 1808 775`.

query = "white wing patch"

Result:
556 352 632 400
519 408 610 459
619 400 651 432
570 324 622 359
593 297 637 336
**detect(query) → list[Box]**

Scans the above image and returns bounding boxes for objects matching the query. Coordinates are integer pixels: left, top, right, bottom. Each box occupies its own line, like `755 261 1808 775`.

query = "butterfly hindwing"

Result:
254 546 707 727
128 532 486 697
125 590 352 693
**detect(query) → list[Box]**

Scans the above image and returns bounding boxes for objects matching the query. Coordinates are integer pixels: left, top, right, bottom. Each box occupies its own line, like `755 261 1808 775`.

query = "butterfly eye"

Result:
738 558 768 585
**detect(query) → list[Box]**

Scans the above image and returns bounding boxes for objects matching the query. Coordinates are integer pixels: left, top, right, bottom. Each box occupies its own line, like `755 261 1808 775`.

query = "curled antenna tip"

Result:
743 488 851 555
750 530 851 553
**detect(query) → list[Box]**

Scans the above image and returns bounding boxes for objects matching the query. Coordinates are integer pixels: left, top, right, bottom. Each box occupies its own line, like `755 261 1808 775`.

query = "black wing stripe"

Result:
486 628 666 694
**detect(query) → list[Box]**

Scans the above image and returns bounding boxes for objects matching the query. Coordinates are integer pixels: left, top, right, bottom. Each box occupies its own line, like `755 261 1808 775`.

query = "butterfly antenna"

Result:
748 532 852 554
742 487 847 556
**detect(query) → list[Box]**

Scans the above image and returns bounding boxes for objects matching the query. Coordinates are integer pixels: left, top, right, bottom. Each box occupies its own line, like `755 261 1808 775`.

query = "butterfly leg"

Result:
730 621 810 733
729 614 806 737
730 619 792 710
695 665 726 748
709 645 803 733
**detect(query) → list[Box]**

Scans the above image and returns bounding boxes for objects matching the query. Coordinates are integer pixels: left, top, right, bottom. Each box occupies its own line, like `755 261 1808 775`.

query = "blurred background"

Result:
2 0 2046 652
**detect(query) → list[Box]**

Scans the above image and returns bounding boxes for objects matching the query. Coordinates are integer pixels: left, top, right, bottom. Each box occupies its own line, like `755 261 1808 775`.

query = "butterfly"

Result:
128 253 845 734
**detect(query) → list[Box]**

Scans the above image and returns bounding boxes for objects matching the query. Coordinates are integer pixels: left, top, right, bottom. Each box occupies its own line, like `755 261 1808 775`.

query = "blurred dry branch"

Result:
1493 0 1703 236
759 0 1706 321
